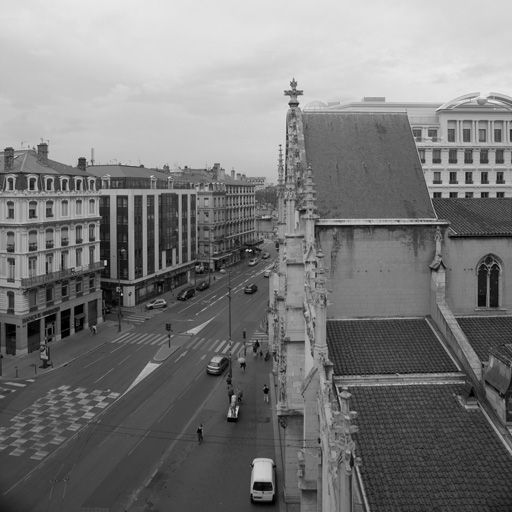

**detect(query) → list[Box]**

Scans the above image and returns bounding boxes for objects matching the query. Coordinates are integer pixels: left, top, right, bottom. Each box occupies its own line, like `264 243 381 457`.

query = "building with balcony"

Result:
173 164 256 270
305 92 512 198
0 144 102 355
86 165 197 307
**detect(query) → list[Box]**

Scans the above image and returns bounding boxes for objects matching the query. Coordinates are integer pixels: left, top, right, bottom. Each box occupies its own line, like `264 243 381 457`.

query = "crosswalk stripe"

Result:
216 340 227 352
5 382 26 387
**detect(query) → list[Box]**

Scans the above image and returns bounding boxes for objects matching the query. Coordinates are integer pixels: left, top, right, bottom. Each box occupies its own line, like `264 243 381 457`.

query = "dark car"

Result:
244 283 258 294
196 281 210 291
177 287 196 300
206 355 229 375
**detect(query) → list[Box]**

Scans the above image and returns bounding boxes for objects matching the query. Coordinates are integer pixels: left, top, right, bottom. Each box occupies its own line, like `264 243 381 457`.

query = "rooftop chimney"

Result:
37 142 48 164
236 173 241 180
231 169 235 179
77 157 87 171
4 147 14 171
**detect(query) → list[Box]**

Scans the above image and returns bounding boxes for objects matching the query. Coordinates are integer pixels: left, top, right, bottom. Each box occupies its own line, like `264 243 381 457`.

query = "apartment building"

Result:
306 92 512 198
87 165 197 306
0 144 103 355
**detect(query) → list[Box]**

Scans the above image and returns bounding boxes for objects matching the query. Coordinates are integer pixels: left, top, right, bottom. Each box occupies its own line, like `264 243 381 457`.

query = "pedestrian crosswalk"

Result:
109 331 248 356
0 379 35 400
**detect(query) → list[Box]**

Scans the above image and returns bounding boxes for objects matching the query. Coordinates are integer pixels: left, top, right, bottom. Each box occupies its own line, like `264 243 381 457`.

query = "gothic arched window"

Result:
477 255 501 308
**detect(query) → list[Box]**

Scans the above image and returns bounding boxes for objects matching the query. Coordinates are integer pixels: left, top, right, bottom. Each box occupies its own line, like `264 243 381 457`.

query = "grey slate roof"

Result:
433 198 512 236
351 384 512 511
456 316 512 362
302 112 436 220
327 319 458 375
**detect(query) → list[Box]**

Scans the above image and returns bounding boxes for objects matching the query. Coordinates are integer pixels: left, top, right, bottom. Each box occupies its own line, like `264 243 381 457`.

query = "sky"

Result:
1 0 512 183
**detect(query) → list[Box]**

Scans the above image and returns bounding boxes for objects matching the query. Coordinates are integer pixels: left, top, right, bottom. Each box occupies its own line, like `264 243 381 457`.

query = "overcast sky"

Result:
1 0 511 183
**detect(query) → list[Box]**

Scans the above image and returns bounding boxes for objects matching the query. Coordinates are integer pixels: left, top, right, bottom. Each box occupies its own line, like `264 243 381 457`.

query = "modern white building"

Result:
306 92 512 198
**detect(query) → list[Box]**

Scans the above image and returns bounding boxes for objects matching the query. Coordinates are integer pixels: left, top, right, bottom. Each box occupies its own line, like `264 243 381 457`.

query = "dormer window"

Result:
6 176 15 191
75 178 83 191
150 176 156 189
61 178 69 191
45 177 54 191
101 175 111 190
88 179 95 191
29 177 37 191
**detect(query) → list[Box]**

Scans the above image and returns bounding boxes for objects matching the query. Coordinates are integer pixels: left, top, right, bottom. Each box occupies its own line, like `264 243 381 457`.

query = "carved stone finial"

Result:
284 78 303 108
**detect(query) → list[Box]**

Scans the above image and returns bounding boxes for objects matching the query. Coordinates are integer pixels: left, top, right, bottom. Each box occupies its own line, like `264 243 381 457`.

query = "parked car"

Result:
248 258 258 266
219 267 227 274
196 280 210 291
206 355 229 375
250 458 276 503
261 252 270 259
264 268 272 278
145 298 167 310
244 283 258 294
177 287 196 300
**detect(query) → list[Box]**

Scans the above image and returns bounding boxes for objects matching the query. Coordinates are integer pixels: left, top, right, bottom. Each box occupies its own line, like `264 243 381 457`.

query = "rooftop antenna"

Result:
91 147 95 166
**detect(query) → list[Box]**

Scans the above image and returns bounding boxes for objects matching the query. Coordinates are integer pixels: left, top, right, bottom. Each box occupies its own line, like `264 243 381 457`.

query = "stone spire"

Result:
277 145 286 242
284 78 303 108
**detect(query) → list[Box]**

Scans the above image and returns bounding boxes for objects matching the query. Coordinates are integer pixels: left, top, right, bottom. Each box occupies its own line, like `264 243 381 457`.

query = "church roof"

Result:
301 112 436 220
327 318 458 375
433 198 512 236
456 316 512 362
350 383 512 511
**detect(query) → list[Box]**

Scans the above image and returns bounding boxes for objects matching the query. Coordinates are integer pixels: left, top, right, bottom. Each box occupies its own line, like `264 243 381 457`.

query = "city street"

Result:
0 254 280 512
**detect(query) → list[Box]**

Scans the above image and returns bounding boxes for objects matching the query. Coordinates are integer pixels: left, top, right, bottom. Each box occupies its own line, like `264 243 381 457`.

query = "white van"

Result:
250 457 276 503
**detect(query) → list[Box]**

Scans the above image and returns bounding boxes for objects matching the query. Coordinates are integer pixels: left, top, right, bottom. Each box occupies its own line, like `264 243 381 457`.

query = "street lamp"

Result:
117 247 126 333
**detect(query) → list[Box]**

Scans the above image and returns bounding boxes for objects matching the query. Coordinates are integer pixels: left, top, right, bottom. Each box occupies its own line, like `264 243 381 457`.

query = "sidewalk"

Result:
0 320 133 380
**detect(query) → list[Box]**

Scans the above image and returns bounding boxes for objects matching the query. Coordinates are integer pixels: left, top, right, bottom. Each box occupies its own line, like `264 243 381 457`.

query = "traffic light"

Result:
166 323 172 332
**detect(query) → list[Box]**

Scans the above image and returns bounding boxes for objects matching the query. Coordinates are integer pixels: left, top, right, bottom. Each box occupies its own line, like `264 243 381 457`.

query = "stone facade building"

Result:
0 144 103 355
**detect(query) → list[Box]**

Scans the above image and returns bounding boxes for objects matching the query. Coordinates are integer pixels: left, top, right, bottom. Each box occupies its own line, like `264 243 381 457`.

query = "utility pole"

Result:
166 323 172 348
228 269 232 377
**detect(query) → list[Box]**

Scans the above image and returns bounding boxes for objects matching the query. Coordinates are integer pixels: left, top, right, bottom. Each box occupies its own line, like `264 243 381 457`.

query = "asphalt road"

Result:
0 249 279 512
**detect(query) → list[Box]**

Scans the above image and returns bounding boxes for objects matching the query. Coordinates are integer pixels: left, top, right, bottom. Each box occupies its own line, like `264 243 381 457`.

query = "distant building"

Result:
86 165 197 306
306 92 512 198
0 144 103 355
246 176 266 190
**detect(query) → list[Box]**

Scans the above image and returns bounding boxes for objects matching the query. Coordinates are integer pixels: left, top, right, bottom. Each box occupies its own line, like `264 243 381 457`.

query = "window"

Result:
480 150 489 164
433 192 442 198
464 149 473 164
7 291 15 312
45 229 54 249
7 201 14 219
89 179 95 191
76 225 83 243
481 171 489 184
28 289 37 310
412 128 422 141
477 255 500 308
76 248 82 267
75 178 83 191
448 149 457 164
61 250 68 270
478 129 487 142
29 231 38 251
89 199 95 214
481 192 489 198
7 258 15 282
7 177 14 191
46 200 54 218
76 278 82 294
449 192 458 198
45 254 53 274
465 192 474 198
62 200 68 216
432 149 441 164
496 149 504 164
89 275 95 290
463 128 471 142
29 177 37 191
447 128 456 142
428 128 438 141
61 227 69 246
89 246 95 265
496 171 505 184
497 192 505 198
465 171 473 184
61 281 68 298
89 224 95 241
6 232 15 252
29 201 37 219
495 128 502 142
76 200 82 215
29 256 37 277
449 171 458 184
45 178 53 191
418 149 425 163
46 286 54 303
61 178 68 191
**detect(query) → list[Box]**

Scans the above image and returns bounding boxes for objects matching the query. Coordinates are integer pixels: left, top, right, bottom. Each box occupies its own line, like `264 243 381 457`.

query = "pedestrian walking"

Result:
259 349 263 358
263 384 270 403
228 383 234 403
91 324 97 335
196 423 204 444
238 357 246 372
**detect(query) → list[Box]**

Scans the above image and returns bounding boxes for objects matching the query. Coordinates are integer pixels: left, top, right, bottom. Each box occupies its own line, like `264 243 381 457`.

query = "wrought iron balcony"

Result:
61 239 69 246
46 241 54 249
76 238 83 244
6 244 15 252
29 243 38 251
20 260 104 288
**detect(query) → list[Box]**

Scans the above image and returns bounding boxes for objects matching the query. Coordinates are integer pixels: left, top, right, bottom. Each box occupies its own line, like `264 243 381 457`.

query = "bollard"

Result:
33 363 37 375
15 366 18 378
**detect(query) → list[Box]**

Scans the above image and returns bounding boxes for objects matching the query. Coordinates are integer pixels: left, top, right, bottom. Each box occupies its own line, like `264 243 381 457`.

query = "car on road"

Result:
177 287 196 300
145 298 167 310
244 283 258 294
264 268 272 278
261 252 270 259
248 258 258 266
196 280 210 291
206 355 230 375
250 458 276 503
219 267 227 274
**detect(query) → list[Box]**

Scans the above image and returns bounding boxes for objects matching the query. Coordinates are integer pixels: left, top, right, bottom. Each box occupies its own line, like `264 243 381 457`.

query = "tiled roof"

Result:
457 316 512 362
327 319 457 375
0 149 90 177
433 198 512 236
351 384 512 511
301 112 436 220
87 164 170 179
